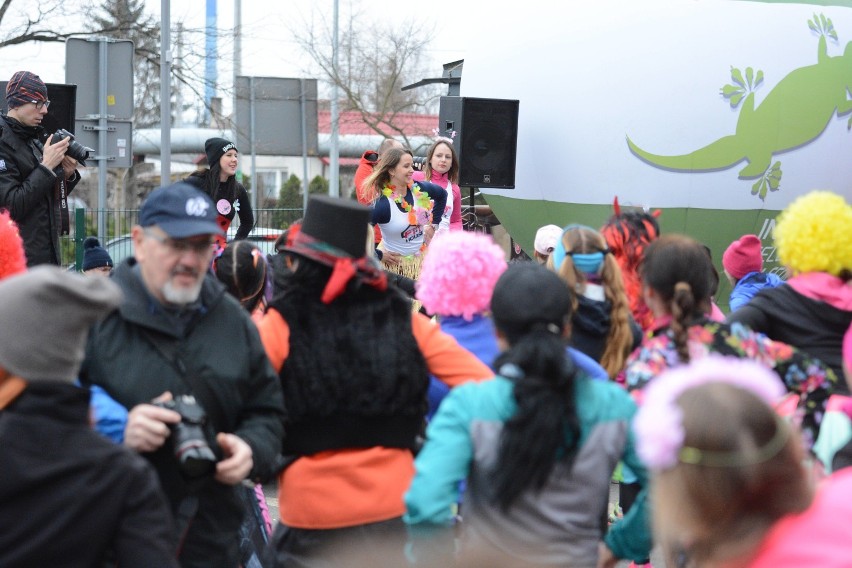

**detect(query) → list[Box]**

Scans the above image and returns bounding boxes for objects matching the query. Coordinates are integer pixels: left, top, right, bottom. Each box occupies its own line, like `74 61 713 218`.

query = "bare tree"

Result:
1 0 228 128
289 1 442 146
0 1 93 48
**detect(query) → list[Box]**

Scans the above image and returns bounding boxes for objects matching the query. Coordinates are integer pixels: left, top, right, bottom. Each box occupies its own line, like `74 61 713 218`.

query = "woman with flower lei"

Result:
364 147 447 288
412 135 463 233
635 356 852 568
624 234 836 452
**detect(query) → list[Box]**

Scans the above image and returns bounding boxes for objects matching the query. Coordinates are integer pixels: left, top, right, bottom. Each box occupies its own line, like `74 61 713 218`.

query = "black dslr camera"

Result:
154 395 218 479
50 128 94 165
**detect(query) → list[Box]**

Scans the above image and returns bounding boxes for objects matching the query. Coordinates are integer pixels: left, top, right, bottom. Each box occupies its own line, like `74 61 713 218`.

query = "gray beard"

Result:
162 278 203 305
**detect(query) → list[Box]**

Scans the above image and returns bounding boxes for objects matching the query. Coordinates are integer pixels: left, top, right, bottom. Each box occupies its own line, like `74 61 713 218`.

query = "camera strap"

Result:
138 328 228 435
55 176 69 235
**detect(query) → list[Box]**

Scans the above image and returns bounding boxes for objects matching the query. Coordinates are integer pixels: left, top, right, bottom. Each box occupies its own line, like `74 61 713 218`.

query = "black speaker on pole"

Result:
0 82 77 142
438 96 519 189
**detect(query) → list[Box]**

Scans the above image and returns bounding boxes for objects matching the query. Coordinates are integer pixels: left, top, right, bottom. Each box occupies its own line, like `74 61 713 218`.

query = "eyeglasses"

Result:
29 99 51 110
144 229 215 256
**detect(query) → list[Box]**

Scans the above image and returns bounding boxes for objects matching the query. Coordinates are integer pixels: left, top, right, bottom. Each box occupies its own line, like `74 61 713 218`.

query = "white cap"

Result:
534 224 563 255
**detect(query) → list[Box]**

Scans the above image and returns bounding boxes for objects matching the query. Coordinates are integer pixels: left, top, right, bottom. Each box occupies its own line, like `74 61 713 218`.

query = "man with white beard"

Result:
80 182 285 568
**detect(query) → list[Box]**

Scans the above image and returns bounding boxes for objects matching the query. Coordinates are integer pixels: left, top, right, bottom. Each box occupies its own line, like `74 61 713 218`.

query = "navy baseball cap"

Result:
138 182 224 239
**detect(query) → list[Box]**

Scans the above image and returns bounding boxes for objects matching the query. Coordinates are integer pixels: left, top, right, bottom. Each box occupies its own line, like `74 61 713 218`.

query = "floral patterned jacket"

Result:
625 318 837 449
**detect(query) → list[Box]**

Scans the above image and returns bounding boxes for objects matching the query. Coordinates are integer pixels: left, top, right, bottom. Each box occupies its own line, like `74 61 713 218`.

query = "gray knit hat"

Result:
0 266 122 383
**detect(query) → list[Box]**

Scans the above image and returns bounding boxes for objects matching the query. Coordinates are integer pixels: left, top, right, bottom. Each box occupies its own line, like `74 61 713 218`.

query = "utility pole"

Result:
329 0 340 197
160 0 171 185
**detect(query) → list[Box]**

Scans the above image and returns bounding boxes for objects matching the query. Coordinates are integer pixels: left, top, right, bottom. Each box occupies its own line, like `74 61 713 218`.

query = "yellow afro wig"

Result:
774 191 852 276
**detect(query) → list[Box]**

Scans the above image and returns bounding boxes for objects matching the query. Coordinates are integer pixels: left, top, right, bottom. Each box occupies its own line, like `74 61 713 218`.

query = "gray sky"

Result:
0 0 468 95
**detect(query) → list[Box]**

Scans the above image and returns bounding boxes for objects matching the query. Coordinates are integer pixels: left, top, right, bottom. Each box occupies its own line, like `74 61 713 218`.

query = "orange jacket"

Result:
257 310 492 528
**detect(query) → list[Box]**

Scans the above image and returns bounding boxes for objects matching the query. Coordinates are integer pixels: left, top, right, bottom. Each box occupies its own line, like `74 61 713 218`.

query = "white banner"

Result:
461 0 852 210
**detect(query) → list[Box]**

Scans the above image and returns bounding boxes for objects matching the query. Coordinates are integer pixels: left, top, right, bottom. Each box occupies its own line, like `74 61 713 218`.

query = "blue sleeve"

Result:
567 347 608 381
88 384 129 443
371 195 391 225
417 181 447 224
405 384 474 526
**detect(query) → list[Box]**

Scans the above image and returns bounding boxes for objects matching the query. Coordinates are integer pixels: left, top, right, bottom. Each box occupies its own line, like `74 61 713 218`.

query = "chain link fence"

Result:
62 207 304 271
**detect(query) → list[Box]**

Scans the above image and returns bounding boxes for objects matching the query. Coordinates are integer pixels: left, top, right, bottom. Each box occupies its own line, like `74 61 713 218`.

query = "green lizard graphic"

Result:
626 14 852 199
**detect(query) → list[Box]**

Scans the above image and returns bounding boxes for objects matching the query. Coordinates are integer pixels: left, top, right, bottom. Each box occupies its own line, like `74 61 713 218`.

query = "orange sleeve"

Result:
411 312 493 388
354 155 376 205
256 308 290 373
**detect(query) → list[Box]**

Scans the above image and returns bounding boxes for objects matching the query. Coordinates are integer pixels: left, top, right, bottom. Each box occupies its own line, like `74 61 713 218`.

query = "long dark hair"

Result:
641 234 715 363
213 241 268 313
191 162 237 203
489 264 580 511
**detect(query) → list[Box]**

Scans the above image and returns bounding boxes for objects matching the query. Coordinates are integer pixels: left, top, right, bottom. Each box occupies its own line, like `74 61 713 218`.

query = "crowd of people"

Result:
1 69 852 568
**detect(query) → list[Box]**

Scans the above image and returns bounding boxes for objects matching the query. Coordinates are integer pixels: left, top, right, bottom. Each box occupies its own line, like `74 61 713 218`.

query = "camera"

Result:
412 156 427 171
153 394 218 479
50 128 94 165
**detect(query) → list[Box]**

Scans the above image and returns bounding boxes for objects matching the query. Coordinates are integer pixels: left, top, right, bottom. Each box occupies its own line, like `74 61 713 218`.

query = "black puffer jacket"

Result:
0 115 78 265
80 258 286 568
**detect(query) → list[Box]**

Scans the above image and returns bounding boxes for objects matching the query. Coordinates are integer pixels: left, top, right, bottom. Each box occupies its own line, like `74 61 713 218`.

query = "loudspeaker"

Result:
0 82 77 142
439 96 519 189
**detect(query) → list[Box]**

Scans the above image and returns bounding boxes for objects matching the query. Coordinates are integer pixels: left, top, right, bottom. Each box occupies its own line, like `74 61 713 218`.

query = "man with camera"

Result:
80 182 286 568
0 70 81 266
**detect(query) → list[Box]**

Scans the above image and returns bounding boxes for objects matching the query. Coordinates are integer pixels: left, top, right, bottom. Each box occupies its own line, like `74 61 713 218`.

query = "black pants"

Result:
264 517 408 568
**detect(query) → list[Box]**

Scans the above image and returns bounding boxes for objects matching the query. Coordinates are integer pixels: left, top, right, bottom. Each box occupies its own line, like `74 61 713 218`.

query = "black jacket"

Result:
81 259 286 568
727 284 851 391
0 383 178 568
184 172 254 239
0 115 79 265
570 294 642 368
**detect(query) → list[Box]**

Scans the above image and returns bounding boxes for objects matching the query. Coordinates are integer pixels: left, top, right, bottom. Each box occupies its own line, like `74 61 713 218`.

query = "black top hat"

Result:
288 196 370 259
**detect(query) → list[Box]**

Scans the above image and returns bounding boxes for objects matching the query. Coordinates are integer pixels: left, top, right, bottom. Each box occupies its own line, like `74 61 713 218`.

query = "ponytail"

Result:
490 325 580 511
670 281 695 363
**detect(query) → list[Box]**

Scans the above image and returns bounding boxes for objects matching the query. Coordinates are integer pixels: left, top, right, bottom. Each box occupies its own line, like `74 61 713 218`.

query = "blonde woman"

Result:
551 224 641 379
364 147 446 284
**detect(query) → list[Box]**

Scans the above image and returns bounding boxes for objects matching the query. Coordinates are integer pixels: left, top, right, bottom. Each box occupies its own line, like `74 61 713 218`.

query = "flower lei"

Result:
633 355 787 470
382 183 434 226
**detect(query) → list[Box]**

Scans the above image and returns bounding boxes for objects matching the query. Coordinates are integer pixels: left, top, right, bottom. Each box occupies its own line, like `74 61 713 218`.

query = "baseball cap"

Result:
534 224 563 255
139 182 224 239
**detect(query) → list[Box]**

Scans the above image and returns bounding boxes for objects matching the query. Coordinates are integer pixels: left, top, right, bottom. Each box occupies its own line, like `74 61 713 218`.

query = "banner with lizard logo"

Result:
459 0 851 303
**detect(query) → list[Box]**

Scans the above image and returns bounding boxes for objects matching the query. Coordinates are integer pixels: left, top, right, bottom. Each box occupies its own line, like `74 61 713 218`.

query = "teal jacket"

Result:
405 374 652 566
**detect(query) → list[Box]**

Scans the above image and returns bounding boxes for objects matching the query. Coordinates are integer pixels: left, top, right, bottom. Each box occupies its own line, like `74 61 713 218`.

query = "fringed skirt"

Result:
378 242 425 313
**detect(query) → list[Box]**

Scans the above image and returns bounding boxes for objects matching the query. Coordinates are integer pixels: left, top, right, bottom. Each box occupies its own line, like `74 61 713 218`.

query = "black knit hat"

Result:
205 137 237 167
286 195 371 259
5 71 48 109
491 263 572 335
82 237 113 271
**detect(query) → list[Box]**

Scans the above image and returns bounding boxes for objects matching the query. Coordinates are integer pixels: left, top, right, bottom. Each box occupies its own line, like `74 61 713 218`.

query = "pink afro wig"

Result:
0 211 27 280
416 231 507 320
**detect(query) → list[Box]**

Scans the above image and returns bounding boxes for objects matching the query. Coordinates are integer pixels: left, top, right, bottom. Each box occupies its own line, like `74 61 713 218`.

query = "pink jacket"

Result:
412 171 463 231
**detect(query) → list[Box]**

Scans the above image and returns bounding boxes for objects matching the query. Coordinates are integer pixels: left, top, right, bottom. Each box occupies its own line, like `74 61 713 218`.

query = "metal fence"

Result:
62 207 305 270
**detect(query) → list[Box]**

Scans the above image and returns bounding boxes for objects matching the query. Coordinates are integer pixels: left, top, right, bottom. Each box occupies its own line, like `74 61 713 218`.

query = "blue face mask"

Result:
552 224 606 275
